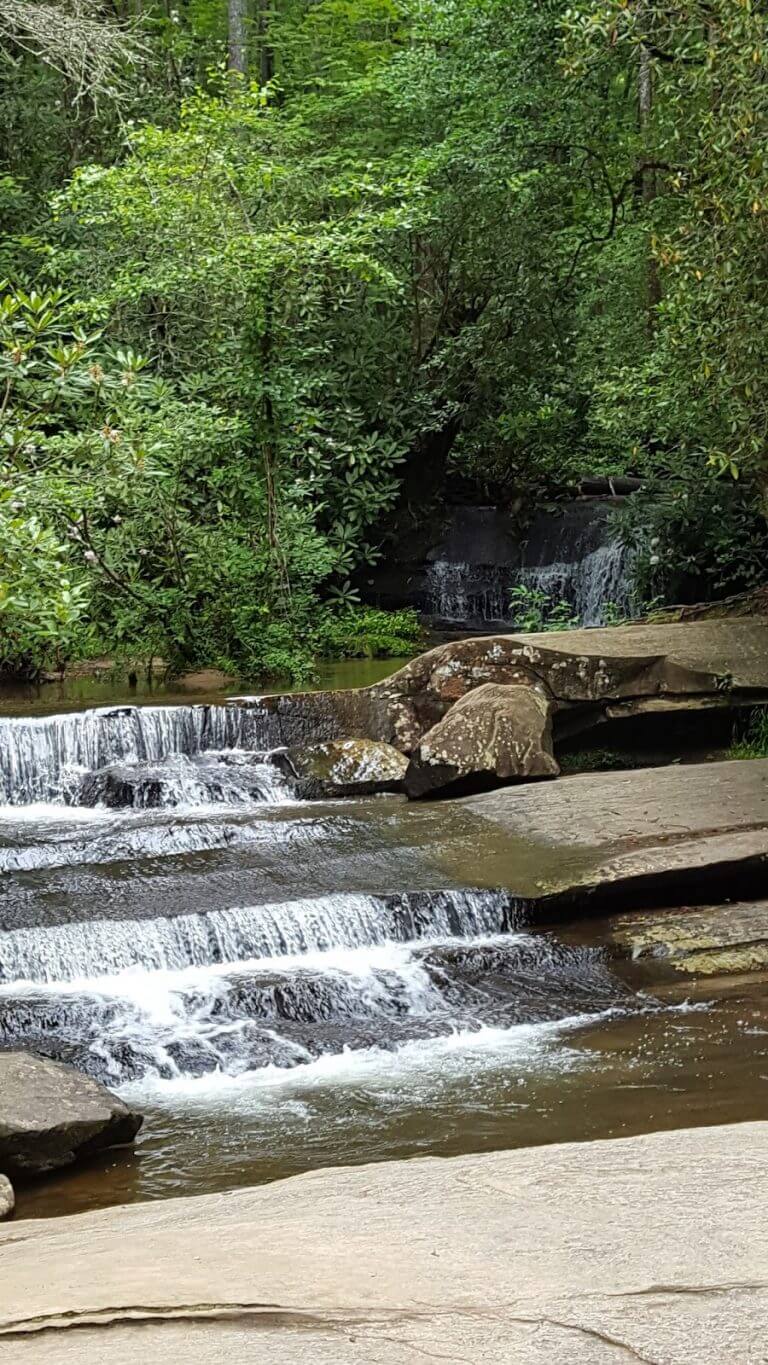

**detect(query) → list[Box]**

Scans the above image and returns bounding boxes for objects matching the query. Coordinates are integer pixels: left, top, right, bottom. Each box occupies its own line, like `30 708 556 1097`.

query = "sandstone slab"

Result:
0 1052 142 1175
2 1123 768 1362
233 619 768 760
424 758 768 910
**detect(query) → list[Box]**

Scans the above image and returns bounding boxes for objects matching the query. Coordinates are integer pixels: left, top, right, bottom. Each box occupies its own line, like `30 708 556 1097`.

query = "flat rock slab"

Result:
0 1052 142 1174
465 755 768 848
521 617 768 690
2 1123 768 1362
431 758 768 905
593 898 768 977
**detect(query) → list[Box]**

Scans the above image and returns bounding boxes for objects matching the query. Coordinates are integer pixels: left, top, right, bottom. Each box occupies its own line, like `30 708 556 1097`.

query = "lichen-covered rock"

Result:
0 1175 13 1220
233 624 731 757
273 739 408 799
405 682 559 798
0 1052 142 1175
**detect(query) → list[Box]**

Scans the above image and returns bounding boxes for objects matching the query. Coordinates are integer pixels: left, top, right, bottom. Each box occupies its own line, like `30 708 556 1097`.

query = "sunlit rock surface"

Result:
2 1122 767 1363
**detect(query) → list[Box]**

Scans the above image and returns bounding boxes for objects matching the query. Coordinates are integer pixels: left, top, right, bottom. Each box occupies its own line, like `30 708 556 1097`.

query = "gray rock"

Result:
0 1175 13 1220
273 739 408 798
2 1123 768 1363
0 1052 142 1175
405 682 559 798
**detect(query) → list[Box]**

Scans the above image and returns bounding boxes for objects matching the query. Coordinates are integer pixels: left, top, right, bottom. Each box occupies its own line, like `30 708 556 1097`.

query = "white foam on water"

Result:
121 1012 605 1112
0 802 111 824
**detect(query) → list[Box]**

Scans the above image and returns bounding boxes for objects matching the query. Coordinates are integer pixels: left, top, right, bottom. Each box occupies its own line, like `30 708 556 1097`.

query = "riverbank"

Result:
3 1121 767 1362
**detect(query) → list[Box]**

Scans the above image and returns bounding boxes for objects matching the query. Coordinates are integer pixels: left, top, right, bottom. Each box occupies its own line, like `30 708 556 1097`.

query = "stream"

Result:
2 664 767 1220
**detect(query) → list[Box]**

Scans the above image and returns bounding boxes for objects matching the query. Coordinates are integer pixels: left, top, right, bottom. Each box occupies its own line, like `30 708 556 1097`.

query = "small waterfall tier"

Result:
0 704 286 806
0 889 638 1087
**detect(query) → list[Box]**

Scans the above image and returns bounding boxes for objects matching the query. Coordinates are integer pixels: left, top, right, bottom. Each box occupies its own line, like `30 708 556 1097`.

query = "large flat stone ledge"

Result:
2 1122 768 1362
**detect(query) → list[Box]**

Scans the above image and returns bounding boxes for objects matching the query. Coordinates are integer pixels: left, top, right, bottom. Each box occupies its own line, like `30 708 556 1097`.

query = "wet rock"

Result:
0 1051 142 1175
405 682 559 798
78 754 285 809
273 739 408 799
0 1175 13 1220
78 762 194 808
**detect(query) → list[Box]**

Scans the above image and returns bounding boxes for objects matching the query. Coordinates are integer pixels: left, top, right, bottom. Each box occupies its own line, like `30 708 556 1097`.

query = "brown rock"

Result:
232 620 765 758
405 683 559 798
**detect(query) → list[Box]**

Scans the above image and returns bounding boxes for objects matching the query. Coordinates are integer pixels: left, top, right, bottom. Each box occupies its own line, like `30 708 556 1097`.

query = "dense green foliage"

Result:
2 0 767 677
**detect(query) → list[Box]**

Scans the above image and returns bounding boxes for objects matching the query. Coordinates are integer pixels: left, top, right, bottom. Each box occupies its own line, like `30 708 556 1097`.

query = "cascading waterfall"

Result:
0 888 633 1087
517 539 634 625
427 541 635 628
0 686 645 1181
0 704 279 806
424 501 637 628
0 891 519 984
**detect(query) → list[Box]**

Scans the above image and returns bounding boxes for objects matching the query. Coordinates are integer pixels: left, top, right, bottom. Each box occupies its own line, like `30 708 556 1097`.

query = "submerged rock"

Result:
273 739 408 799
405 682 559 798
0 1051 142 1175
78 753 287 809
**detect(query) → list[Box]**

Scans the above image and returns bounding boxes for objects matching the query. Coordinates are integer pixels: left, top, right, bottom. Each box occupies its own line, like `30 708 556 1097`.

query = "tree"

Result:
228 0 248 74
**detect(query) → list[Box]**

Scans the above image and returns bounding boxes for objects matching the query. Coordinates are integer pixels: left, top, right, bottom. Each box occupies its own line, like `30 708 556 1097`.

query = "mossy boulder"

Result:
273 739 408 799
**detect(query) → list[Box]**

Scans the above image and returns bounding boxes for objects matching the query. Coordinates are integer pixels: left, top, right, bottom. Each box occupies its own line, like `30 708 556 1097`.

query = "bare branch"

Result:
0 0 145 99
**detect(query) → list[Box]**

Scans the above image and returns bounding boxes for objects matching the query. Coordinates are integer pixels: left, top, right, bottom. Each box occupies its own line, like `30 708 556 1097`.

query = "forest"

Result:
2 0 768 681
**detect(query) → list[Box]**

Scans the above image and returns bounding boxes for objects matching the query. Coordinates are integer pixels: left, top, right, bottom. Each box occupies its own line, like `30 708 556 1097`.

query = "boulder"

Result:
405 682 559 798
272 739 408 799
0 1052 142 1175
0 1176 13 1220
233 620 762 757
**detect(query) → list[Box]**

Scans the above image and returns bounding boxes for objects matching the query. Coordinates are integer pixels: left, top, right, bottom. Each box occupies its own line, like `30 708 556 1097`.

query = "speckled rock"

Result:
232 620 760 757
405 683 559 798
272 739 408 798
0 1176 13 1220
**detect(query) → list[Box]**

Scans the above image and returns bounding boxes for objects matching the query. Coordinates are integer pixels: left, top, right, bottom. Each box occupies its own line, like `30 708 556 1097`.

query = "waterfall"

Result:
0 704 270 806
0 890 519 983
426 535 635 628
0 889 633 1087
517 539 635 626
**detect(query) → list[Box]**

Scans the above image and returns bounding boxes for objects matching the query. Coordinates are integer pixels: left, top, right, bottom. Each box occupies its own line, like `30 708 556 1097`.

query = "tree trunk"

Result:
228 0 248 75
257 0 274 84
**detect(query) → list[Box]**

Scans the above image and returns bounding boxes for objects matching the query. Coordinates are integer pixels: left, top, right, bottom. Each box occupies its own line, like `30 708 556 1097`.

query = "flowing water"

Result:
425 543 634 629
1 672 766 1220
425 505 636 628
